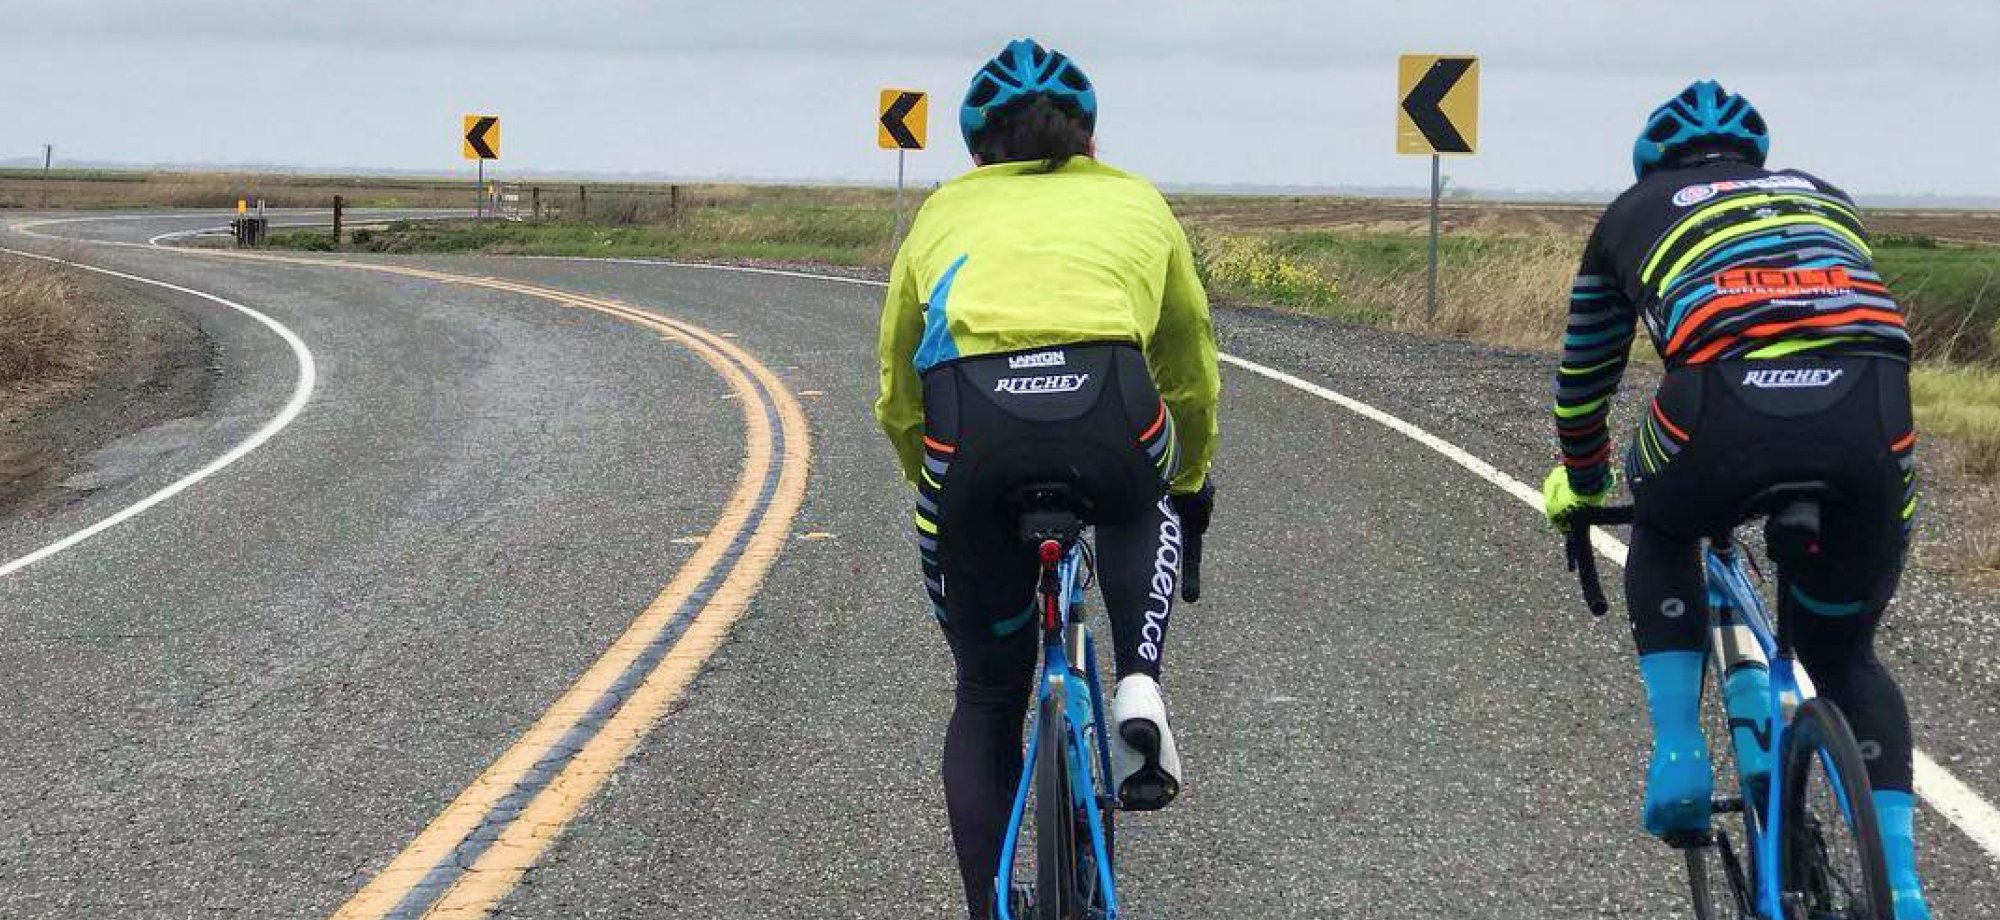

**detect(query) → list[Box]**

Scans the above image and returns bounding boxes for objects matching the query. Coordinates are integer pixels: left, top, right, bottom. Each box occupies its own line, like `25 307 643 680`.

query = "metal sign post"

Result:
894 149 907 245
40 144 51 208
878 88 928 248
1396 54 1480 322
477 160 485 218
1428 154 1441 321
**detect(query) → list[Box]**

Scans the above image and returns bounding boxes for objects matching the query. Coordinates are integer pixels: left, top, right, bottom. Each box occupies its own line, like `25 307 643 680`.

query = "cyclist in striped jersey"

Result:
1541 81 1930 919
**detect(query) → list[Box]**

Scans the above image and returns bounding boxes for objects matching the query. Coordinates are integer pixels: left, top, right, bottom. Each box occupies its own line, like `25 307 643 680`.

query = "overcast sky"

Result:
4 1 1996 197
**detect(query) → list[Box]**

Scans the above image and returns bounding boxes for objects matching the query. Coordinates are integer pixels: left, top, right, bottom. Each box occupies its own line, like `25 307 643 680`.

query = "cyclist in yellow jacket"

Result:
875 38 1220 917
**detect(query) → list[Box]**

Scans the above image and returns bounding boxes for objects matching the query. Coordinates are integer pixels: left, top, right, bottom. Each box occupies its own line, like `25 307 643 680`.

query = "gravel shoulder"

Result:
0 264 215 522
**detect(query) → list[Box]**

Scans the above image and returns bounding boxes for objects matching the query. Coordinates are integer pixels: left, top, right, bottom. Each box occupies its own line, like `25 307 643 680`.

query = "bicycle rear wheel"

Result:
1036 685 1080 919
1684 673 1757 920
1779 698 1893 920
1684 829 1753 920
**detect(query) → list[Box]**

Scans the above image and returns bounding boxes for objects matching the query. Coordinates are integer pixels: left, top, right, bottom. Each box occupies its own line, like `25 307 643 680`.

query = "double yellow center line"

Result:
90 243 814 918
307 267 813 920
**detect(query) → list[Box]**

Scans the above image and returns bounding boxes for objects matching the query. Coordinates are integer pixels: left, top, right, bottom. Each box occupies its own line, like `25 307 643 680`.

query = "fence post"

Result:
532 186 542 220
670 184 681 220
579 185 588 220
332 195 344 246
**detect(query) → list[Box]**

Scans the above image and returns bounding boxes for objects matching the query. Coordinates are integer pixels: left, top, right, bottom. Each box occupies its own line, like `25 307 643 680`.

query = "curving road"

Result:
1 211 1995 918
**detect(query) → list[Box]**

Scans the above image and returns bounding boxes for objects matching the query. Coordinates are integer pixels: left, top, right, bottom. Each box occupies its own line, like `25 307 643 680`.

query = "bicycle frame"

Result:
995 538 1119 919
1704 539 1817 919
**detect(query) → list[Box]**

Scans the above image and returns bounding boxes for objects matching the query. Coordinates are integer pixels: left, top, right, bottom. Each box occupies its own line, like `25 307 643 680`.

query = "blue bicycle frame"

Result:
1568 506 1871 920
1705 540 1811 919
994 538 1119 919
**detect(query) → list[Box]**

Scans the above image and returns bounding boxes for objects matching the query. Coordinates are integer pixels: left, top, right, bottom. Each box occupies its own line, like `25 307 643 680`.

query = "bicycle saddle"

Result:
1740 480 1830 565
1008 482 1091 548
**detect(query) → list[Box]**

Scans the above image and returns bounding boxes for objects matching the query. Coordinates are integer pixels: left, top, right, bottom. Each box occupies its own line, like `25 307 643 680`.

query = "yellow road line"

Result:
310 274 810 920
11 229 816 919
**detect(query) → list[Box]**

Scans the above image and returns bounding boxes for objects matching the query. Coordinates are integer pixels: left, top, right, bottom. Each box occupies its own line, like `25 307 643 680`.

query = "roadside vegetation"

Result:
254 181 2000 576
0 169 484 210
1911 364 2000 573
0 259 95 399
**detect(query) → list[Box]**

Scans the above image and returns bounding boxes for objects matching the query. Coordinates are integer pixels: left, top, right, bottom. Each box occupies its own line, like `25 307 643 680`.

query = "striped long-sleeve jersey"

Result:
1554 161 1909 494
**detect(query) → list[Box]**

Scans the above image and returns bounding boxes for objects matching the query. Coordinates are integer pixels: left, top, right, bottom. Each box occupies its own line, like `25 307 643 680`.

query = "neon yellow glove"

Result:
1543 464 1616 531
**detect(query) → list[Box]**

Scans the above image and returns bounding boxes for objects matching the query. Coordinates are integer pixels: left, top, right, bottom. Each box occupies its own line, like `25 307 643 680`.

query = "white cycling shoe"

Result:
1110 674 1182 811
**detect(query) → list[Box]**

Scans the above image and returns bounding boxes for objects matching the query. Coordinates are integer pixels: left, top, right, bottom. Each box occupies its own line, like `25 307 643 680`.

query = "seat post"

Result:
1764 499 1824 658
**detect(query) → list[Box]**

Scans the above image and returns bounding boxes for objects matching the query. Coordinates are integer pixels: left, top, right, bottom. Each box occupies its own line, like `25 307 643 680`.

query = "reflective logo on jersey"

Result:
1672 174 1817 207
1742 368 1845 389
1714 267 1855 298
994 373 1090 395
1006 350 1067 369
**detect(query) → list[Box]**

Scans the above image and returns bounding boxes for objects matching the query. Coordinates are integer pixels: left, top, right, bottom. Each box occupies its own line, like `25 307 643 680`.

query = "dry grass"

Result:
1393 237 1580 348
0 170 479 210
1910 364 2000 574
1191 230 1582 346
0 259 96 398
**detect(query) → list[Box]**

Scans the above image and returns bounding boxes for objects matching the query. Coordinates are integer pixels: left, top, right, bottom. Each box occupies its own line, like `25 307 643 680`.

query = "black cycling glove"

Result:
1170 480 1214 537
1170 480 1214 602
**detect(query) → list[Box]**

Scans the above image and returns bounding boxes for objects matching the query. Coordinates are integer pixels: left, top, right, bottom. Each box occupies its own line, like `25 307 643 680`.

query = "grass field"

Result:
0 259 94 398
1912 364 2000 571
254 182 2000 365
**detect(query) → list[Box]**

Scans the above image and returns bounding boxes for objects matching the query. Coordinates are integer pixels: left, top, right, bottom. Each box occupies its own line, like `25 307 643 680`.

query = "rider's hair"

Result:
1667 137 1754 171
969 95 1092 173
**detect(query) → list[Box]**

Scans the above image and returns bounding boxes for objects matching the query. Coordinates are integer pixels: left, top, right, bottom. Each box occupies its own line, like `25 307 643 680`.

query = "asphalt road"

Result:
1 211 1994 919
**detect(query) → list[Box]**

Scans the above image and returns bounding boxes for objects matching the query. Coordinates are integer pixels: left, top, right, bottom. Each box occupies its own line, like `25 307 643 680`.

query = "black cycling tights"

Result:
1625 522 1914 792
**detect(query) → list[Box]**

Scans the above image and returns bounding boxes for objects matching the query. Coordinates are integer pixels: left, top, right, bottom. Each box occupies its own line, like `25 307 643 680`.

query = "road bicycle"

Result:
994 483 1203 920
1565 487 1894 920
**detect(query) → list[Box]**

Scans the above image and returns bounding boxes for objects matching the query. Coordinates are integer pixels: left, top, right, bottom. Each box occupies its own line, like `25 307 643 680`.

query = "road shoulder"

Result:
0 262 216 521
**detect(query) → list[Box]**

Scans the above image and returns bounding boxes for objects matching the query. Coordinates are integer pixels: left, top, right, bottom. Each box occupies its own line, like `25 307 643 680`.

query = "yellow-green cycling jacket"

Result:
874 156 1220 495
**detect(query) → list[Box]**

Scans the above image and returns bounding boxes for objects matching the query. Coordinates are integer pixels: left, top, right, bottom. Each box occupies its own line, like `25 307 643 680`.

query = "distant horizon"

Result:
7 3 1999 203
10 156 2000 212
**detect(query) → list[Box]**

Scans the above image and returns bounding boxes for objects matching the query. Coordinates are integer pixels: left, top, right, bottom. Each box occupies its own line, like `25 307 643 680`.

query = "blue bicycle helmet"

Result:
959 38 1097 151
1632 80 1769 179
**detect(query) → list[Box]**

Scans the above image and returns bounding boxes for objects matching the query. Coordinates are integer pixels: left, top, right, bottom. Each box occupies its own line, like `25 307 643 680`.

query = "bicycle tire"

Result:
1036 685 1081 919
1779 698 1894 920
1684 830 1752 920
1077 693 1114 917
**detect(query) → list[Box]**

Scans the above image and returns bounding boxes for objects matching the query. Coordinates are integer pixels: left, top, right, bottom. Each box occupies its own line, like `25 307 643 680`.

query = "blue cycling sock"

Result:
1873 790 1931 920
1638 651 1711 837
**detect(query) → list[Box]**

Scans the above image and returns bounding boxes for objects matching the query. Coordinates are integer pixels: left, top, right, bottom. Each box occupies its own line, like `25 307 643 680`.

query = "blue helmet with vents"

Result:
959 38 1097 151
1633 80 1769 179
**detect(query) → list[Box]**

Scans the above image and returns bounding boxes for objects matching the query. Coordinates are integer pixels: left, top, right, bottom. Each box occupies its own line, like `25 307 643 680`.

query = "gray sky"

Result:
4 1 1997 197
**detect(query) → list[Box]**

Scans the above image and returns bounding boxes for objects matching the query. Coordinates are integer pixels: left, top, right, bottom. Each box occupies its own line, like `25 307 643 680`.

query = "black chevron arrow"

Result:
465 116 499 159
1402 58 1473 154
880 92 923 149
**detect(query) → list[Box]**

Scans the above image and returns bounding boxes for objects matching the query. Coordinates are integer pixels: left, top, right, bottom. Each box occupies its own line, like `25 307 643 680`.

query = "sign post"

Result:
1397 54 1479 321
877 89 928 246
462 114 501 218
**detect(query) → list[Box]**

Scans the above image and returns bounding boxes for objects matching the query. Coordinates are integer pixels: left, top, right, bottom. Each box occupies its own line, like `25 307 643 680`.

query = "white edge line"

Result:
1217 352 1999 862
0 246 317 578
1915 749 2000 860
516 253 2000 862
143 211 473 248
